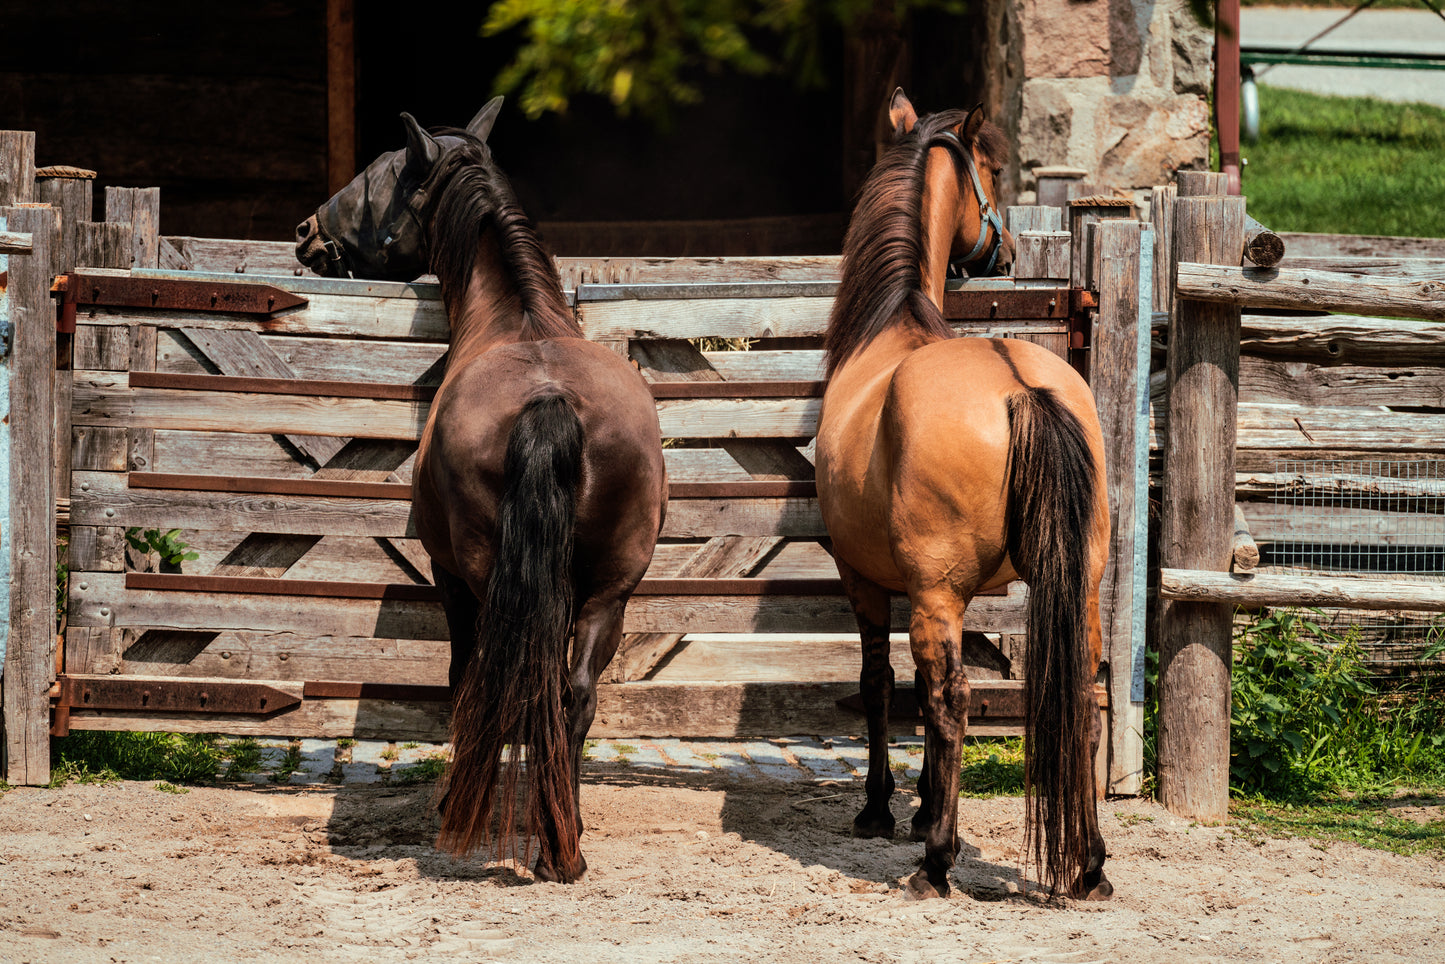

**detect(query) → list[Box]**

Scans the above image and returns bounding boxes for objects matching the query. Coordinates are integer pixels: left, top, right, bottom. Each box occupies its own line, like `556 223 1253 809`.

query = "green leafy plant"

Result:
1230 609 1375 796
125 527 198 572
483 0 964 121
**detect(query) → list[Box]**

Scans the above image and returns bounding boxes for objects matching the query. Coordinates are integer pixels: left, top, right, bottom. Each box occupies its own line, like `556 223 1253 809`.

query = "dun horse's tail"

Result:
1004 387 1097 897
438 393 583 879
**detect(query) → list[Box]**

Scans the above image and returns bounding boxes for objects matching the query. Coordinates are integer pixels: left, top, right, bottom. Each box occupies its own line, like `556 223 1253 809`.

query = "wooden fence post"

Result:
2 203 59 785
1157 193 1246 821
1093 219 1152 795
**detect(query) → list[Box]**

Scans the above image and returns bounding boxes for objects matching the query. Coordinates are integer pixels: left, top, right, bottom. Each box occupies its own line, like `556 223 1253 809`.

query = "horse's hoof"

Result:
533 854 587 884
1073 870 1113 901
904 869 950 900
851 812 896 839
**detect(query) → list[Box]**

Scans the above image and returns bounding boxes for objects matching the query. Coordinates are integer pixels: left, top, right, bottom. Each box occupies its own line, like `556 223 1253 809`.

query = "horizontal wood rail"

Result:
126 472 818 500
128 371 827 401
1159 567 1445 611
1175 262 1445 322
124 572 1007 600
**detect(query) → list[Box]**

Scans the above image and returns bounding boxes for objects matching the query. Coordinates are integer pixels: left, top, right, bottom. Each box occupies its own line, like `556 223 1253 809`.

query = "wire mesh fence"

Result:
1260 459 1445 672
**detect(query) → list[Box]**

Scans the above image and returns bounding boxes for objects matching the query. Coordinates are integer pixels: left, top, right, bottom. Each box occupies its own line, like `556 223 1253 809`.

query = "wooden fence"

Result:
1 137 1154 789
1149 172 1445 820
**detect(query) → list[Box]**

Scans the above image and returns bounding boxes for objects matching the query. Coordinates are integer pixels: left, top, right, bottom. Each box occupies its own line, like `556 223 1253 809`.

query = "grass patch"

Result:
1242 86 1445 237
223 737 265 780
154 781 189 795
1233 797 1445 859
958 738 1025 797
391 754 449 785
51 731 223 787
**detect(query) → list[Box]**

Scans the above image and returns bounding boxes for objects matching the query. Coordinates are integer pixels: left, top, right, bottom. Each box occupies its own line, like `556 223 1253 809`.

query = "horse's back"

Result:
415 337 665 594
819 335 1102 594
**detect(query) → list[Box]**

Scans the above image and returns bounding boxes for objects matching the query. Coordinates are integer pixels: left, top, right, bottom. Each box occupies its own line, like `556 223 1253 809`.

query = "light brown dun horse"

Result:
815 90 1111 900
296 99 667 883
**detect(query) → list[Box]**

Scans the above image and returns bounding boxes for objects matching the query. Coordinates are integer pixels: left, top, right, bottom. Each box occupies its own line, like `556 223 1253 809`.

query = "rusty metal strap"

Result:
56 271 308 315
55 676 301 715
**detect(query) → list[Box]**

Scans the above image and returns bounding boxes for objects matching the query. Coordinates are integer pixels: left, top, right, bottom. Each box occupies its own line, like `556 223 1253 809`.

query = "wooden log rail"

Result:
1176 262 1445 322
1160 568 1445 611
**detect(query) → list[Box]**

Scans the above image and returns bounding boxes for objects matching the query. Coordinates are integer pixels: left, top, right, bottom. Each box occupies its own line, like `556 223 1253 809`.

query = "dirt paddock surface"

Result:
2 764 1442 964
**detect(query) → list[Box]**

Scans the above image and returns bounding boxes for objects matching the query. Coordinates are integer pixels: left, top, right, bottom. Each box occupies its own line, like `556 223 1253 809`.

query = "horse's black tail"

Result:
437 393 583 878
1004 387 1098 897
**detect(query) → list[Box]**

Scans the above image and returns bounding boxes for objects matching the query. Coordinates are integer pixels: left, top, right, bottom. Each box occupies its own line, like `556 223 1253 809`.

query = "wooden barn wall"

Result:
0 1 328 240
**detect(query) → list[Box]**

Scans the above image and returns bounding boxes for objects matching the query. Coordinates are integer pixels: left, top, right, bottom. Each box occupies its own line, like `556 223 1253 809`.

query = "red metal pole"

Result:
1216 0 1243 195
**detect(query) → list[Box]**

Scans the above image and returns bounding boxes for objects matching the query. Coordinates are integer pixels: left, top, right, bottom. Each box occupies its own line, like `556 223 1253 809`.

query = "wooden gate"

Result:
4 155 1151 793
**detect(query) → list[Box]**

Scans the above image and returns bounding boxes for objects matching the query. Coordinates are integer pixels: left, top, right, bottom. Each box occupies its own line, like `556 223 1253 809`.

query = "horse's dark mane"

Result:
426 130 578 339
823 110 1006 378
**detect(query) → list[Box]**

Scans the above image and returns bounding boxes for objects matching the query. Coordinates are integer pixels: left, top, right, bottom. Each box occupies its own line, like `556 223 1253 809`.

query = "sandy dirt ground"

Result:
1 765 1442 964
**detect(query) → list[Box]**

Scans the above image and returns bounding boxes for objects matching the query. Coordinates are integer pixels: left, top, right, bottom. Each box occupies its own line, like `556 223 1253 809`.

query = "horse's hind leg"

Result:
532 594 627 883
433 563 482 694
905 586 971 899
838 560 896 839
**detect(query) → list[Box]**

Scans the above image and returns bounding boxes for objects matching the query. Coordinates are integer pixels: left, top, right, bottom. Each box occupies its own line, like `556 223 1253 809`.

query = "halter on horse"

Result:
296 99 667 884
815 89 1112 900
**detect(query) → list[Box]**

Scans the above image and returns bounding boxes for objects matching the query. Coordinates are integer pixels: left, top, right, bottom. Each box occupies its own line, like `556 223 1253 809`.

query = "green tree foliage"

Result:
482 0 964 120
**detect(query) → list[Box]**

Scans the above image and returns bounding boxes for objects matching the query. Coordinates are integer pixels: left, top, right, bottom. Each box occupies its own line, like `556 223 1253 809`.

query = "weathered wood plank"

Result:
105 186 160 270
1241 314 1445 366
559 256 843 291
75 222 134 269
69 292 450 341
156 329 446 382
70 469 416 537
1277 232 1445 260
1241 357 1445 408
67 571 1027 636
1013 231 1071 281
162 237 306 275
701 350 826 381
0 131 36 205
581 297 833 341
179 327 347 466
1278 257 1445 283
1151 402 1445 454
1177 262 1445 322
1240 501 1445 543
3 203 59 784
73 374 822 441
1092 219 1149 794
57 678 1068 741
77 628 449 683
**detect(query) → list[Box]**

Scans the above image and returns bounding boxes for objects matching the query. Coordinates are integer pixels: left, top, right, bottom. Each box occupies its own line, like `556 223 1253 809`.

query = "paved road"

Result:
1240 6 1445 108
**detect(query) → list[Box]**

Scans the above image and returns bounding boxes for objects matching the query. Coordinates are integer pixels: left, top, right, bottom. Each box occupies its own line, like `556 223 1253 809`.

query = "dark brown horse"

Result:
815 90 1111 900
296 99 667 883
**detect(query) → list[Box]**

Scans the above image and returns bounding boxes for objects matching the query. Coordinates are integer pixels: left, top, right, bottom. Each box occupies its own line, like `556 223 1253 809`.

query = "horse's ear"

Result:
888 88 917 137
401 112 441 169
467 97 504 141
961 104 986 144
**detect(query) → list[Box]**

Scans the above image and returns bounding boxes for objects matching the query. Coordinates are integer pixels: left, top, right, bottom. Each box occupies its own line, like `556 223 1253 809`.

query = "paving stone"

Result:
741 741 805 780
648 739 719 774
395 743 448 766
788 739 860 781
341 761 384 784
684 741 754 773
349 740 396 766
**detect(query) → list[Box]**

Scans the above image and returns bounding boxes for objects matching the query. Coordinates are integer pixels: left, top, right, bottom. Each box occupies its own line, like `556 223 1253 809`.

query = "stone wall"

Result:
981 0 1213 204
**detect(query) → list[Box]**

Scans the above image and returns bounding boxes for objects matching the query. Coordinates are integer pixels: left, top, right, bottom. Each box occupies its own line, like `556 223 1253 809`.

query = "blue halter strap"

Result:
928 128 1005 277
